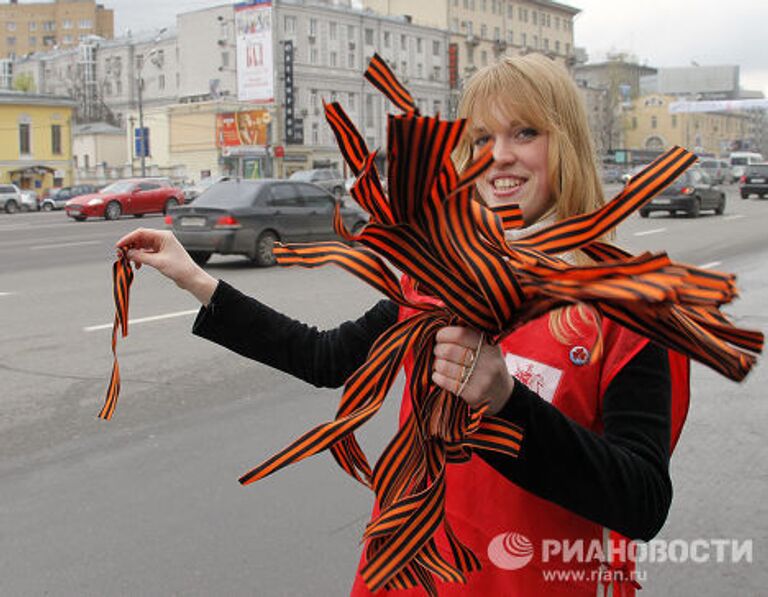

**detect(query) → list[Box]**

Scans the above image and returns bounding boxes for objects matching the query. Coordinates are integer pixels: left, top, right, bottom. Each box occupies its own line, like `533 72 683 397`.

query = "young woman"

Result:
116 54 687 596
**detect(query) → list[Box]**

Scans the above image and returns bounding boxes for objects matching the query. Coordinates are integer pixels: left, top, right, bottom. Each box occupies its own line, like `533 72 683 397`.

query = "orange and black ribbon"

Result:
98 248 133 420
236 55 762 595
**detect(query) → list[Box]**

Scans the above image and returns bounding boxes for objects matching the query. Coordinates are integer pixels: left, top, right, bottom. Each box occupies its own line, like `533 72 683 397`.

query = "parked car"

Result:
0 183 22 214
40 184 99 211
166 179 369 266
600 165 623 184
181 176 230 204
20 189 39 211
739 163 768 199
698 158 728 185
289 168 346 198
639 168 725 218
65 178 185 221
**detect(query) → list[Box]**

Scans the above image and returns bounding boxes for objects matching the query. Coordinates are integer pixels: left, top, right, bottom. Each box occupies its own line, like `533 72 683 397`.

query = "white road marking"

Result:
84 309 199 332
724 214 745 221
698 261 723 270
30 240 101 251
634 227 667 237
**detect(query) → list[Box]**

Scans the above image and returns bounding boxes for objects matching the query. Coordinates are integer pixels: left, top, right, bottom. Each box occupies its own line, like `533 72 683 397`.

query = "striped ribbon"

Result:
237 54 763 594
98 248 133 420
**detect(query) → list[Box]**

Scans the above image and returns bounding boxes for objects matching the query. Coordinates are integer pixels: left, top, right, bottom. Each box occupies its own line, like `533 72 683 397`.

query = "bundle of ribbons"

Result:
100 55 763 595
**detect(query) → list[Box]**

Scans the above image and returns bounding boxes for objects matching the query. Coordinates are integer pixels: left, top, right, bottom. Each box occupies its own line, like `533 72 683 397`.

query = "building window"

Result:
7 22 15 32
158 74 165 90
312 122 319 144
19 123 30 155
330 51 337 67
400 34 406 50
432 40 440 55
28 22 37 31
433 65 441 80
383 31 390 48
43 21 55 32
347 52 355 68
29 36 36 46
521 33 527 47
507 30 513 44
63 20 73 29
310 48 318 64
347 25 355 40
51 124 62 155
79 19 92 29
63 35 72 44
651 116 658 129
555 40 560 53
416 38 423 53
284 16 296 33
433 99 441 114
365 93 374 127
329 21 337 40
364 28 374 45
451 18 459 32
417 63 423 77
348 92 355 110
480 25 487 39
6 36 15 46
116 79 122 94
671 115 677 128
309 19 317 36
221 51 229 68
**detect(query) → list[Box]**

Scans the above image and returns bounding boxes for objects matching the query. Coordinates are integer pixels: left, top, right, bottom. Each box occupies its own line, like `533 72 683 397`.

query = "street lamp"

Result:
136 27 167 177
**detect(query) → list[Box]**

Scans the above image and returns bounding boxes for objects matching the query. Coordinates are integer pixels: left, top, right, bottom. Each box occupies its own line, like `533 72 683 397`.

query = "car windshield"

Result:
100 181 135 194
288 171 314 181
194 181 265 207
731 157 748 166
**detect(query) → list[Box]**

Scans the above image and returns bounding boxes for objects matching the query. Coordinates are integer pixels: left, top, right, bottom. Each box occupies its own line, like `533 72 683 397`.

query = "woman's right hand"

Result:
116 228 218 305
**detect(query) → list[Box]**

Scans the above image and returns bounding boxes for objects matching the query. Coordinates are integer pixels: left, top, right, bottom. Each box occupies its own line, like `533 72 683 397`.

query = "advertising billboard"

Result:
216 110 271 147
235 0 274 103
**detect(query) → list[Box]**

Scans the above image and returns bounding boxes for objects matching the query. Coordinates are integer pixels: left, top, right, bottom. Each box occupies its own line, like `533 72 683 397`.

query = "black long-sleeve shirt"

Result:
193 280 672 541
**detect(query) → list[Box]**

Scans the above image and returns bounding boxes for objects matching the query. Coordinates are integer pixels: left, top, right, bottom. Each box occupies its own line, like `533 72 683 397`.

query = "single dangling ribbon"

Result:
98 248 133 420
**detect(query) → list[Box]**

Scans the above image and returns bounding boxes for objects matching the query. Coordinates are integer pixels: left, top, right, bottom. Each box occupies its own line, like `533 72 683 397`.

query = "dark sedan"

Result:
166 179 369 266
739 163 768 199
639 168 725 218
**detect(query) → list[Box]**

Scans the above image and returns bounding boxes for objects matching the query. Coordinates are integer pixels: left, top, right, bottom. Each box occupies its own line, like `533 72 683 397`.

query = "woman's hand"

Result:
433 326 515 415
115 228 218 305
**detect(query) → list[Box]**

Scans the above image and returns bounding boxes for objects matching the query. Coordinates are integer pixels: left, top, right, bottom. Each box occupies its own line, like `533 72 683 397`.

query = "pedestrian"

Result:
116 54 689 596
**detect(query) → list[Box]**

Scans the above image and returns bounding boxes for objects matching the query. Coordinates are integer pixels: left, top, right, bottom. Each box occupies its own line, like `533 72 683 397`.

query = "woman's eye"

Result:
516 127 539 141
472 135 491 148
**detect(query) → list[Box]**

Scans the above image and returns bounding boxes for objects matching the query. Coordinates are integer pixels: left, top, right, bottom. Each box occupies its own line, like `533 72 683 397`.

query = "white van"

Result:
729 152 765 180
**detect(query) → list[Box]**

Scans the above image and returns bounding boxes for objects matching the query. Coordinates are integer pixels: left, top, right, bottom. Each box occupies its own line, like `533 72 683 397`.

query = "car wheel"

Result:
74 215 87 222
639 210 649 218
104 201 122 220
42 202 53 212
741 192 749 199
164 198 179 213
5 199 18 214
714 195 725 215
189 251 212 266
687 198 701 218
253 231 279 267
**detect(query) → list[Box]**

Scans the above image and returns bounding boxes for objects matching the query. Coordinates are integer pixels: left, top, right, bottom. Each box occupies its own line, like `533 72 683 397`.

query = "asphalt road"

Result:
1 185 766 596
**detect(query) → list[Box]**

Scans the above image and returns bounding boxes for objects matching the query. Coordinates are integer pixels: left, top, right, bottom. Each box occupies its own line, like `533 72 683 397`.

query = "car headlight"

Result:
88 198 104 206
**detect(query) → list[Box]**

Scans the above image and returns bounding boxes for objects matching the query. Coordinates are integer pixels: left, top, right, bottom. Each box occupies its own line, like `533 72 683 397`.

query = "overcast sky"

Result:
47 0 768 95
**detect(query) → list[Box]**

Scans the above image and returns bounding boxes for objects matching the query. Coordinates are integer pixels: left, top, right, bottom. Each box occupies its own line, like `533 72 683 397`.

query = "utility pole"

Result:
135 27 167 177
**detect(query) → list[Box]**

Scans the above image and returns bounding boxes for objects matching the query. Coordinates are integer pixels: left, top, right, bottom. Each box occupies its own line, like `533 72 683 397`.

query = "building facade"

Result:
0 0 113 59
363 0 579 105
0 90 75 192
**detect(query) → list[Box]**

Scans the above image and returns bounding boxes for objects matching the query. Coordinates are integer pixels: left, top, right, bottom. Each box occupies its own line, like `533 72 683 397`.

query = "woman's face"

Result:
469 103 553 225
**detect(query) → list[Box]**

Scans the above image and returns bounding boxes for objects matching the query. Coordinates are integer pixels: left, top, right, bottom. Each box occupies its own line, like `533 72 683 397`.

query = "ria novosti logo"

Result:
487 532 534 570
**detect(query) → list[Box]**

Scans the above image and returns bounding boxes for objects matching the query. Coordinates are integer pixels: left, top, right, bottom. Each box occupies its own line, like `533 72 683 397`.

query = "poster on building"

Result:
235 0 274 103
216 110 271 147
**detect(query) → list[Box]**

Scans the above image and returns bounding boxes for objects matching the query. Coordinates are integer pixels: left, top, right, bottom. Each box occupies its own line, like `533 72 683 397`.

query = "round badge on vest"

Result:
569 345 590 366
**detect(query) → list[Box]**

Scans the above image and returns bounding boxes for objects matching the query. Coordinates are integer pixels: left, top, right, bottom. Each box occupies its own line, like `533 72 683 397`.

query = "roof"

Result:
0 90 76 107
74 122 124 135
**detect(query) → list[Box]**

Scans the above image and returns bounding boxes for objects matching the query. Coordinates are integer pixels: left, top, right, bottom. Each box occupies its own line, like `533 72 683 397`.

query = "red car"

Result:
65 178 185 221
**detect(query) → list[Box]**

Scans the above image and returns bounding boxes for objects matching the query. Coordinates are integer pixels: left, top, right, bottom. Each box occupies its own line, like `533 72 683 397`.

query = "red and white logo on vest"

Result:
505 354 563 402
487 532 535 570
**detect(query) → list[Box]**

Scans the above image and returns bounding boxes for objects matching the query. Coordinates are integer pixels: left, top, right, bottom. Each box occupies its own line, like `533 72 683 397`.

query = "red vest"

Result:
350 289 689 596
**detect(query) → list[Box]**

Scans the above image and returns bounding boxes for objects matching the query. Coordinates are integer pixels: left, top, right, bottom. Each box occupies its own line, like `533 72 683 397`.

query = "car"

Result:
166 179 369 266
698 158 728 185
20 189 40 211
40 184 99 211
600 165 623 184
181 176 230 204
639 168 725 218
289 168 346 198
64 178 185 221
718 159 734 184
739 163 768 199
0 183 22 214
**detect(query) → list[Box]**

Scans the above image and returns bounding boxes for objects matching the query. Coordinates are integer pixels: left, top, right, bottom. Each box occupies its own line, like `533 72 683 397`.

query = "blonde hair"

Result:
455 53 606 344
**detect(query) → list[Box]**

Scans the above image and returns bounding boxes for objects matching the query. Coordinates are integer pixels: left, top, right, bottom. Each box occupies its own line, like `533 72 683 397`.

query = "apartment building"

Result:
363 0 578 92
0 0 113 59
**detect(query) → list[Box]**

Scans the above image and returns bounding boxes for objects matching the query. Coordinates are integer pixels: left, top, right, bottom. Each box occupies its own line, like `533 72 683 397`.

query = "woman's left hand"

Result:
432 326 515 415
